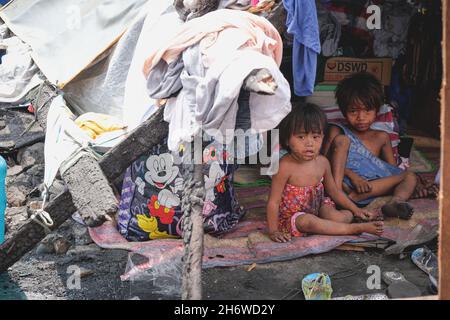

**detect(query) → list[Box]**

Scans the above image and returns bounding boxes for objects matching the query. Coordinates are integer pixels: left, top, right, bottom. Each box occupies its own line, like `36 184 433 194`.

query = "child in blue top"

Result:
322 72 418 220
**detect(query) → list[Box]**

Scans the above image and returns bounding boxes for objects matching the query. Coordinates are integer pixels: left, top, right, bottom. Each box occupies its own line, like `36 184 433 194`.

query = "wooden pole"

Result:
181 137 205 300
439 0 450 300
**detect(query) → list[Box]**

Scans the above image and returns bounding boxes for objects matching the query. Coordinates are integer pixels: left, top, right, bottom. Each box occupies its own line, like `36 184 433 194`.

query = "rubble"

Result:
6 186 27 207
79 267 95 278
53 237 71 255
0 109 45 153
4 206 27 236
4 148 44 208
72 223 93 246
6 165 23 177
17 142 44 170
0 106 168 272
66 244 102 258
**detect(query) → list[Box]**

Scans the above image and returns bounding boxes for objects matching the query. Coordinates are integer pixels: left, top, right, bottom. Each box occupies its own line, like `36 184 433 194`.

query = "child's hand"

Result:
354 209 379 221
269 231 292 243
350 175 372 194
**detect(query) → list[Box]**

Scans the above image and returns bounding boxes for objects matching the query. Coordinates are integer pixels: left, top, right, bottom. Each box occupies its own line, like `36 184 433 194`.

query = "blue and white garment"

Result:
283 0 321 97
332 123 404 206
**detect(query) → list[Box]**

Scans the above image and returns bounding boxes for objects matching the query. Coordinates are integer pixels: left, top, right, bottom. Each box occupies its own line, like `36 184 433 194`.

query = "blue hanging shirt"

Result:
283 0 321 97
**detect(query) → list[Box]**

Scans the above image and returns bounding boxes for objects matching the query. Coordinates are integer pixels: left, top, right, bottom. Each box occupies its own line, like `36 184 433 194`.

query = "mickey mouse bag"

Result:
118 139 244 241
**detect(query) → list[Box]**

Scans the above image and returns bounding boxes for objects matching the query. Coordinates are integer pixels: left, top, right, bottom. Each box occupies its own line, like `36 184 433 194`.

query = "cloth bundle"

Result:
143 9 291 151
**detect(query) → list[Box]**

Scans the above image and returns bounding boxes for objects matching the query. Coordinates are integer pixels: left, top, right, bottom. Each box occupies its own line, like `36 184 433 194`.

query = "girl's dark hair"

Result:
279 102 327 151
335 72 384 115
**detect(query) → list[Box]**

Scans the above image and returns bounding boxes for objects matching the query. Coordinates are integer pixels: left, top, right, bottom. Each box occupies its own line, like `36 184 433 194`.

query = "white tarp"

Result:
0 0 148 87
0 35 43 104
42 0 174 190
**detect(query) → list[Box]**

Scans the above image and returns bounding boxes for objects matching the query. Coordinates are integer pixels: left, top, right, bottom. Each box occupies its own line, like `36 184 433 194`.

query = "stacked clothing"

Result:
143 8 291 151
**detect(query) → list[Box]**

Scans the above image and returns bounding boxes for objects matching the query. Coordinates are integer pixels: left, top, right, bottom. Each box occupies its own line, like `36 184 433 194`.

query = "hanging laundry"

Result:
283 0 321 97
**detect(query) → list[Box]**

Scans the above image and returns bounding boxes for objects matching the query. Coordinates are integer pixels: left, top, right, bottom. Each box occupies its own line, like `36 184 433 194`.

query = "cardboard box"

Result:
323 57 393 86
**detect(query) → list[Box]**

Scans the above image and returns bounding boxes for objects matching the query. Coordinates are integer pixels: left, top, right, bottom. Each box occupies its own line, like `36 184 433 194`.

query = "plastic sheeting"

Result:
42 1 173 191
0 35 43 104
60 0 174 124
0 0 148 87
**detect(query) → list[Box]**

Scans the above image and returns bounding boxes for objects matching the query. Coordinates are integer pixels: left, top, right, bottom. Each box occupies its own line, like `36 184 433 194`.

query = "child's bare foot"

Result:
381 201 414 220
353 221 384 236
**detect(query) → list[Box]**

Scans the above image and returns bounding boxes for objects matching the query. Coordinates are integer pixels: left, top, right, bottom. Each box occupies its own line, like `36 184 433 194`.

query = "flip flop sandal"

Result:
428 279 438 295
302 273 333 300
411 247 439 288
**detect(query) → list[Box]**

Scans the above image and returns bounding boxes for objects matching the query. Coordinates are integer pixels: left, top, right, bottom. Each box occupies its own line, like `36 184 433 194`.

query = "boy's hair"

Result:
335 72 384 115
279 102 327 151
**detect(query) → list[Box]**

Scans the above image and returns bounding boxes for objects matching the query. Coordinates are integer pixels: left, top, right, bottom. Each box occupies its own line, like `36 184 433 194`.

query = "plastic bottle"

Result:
0 155 6 244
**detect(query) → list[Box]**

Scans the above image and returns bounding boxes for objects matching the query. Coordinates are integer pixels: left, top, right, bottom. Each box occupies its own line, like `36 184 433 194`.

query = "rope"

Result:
29 184 54 234
30 210 53 235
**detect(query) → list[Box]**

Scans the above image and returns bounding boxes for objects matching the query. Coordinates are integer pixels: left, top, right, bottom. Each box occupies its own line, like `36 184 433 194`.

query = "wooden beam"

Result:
0 107 168 272
439 0 450 300
61 153 119 228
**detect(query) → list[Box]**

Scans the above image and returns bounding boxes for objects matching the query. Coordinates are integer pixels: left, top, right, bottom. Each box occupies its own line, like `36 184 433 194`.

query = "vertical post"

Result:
440 0 450 300
181 137 205 300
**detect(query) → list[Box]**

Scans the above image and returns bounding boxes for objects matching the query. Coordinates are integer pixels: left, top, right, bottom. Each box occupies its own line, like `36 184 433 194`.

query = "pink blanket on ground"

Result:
89 220 357 281
88 198 438 281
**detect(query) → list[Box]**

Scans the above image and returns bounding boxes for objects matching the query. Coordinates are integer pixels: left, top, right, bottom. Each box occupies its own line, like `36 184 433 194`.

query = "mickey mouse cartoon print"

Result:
144 153 184 224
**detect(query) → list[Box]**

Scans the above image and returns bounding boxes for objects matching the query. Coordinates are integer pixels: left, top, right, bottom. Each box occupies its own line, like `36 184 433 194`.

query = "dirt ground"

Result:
0 217 437 300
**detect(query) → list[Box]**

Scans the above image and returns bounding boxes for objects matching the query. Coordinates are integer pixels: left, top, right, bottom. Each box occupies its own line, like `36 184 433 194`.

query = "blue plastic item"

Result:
0 155 6 244
302 273 333 300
